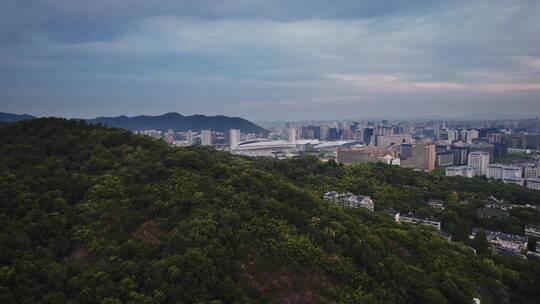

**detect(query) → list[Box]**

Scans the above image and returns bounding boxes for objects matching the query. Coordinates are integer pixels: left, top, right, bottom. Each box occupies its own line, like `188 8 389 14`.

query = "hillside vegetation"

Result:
1 118 539 304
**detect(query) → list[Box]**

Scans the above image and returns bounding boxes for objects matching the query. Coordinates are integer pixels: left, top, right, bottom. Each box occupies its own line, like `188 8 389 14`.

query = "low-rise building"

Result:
484 196 512 210
521 163 540 178
475 207 509 219
337 146 399 165
507 148 532 154
525 178 540 191
323 191 374 211
427 199 445 210
445 166 475 178
503 177 525 186
471 228 528 257
525 224 540 239
396 212 441 231
486 164 523 180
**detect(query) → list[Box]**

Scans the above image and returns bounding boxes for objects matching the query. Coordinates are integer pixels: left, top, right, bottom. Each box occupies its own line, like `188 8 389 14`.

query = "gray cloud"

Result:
0 0 539 120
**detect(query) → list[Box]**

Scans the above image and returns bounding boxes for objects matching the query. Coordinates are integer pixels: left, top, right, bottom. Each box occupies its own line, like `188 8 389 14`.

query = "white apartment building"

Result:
323 191 374 211
486 164 523 180
466 129 479 144
526 178 540 191
288 128 297 144
502 177 524 186
521 164 540 178
468 151 490 176
228 129 241 150
201 130 212 146
396 212 442 231
446 166 475 178
186 130 194 145
525 225 540 238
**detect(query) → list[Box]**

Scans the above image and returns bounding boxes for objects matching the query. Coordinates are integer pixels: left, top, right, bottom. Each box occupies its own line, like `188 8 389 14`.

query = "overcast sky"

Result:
1 0 540 120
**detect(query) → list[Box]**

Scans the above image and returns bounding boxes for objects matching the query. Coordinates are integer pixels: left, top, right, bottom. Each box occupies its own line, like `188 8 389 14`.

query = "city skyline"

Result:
2 1 540 120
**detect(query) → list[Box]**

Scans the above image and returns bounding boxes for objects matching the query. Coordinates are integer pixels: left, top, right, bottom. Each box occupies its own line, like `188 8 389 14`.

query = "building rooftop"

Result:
400 212 440 223
487 164 522 170
475 207 509 218
473 228 528 243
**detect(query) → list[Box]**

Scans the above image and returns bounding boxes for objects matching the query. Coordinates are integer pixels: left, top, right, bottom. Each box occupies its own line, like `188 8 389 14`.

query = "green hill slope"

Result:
0 118 539 304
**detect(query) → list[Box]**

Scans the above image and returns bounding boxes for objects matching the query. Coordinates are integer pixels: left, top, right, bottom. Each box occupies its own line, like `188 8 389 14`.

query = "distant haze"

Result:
1 1 540 120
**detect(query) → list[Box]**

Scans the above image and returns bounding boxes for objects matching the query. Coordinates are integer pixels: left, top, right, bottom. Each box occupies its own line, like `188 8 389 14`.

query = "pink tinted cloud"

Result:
329 73 540 93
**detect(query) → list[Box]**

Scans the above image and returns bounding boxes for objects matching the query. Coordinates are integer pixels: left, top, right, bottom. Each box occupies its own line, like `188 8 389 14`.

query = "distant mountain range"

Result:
0 112 266 134
0 112 36 123
86 112 266 133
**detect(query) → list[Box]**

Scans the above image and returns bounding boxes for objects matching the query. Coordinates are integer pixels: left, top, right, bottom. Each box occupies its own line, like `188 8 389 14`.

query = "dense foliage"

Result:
1 118 539 304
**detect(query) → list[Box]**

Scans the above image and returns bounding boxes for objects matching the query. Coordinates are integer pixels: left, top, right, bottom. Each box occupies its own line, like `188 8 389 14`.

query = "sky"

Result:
1 0 540 121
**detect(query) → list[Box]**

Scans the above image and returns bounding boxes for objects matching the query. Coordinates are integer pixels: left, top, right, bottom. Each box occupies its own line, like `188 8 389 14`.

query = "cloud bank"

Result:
1 0 539 120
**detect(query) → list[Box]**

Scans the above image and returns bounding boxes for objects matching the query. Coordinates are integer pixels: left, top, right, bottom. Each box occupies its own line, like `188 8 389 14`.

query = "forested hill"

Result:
86 112 267 133
1 118 539 304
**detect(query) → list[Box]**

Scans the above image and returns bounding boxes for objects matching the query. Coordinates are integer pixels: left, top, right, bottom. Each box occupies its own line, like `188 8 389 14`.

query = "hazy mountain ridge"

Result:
86 112 267 133
0 112 36 123
0 112 267 133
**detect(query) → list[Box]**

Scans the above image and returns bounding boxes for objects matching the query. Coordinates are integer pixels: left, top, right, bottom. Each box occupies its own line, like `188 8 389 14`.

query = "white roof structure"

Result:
313 140 360 150
295 139 321 145
232 139 297 156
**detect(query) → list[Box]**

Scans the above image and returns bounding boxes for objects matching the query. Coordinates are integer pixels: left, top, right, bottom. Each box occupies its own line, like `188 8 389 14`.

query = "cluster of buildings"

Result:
470 197 540 257
475 196 512 219
135 119 540 182
445 149 540 190
323 191 374 211
276 119 540 174
322 190 538 257
471 228 529 257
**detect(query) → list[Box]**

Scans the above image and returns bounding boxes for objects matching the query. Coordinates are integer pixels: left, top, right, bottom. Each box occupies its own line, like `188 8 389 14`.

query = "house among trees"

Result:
525 224 540 239
323 191 374 211
396 212 442 231
471 228 528 258
475 207 510 219
427 199 445 210
483 196 512 210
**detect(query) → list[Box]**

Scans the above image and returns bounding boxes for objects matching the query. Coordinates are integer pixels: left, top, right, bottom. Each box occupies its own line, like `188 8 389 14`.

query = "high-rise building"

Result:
401 143 413 158
526 178 540 191
186 130 194 145
451 145 468 165
436 151 454 167
327 128 340 140
466 129 479 144
288 128 297 144
467 151 490 176
447 129 459 143
400 144 436 171
521 164 540 178
166 129 175 144
363 128 374 145
319 127 328 140
228 129 241 150
341 128 354 140
201 130 212 146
